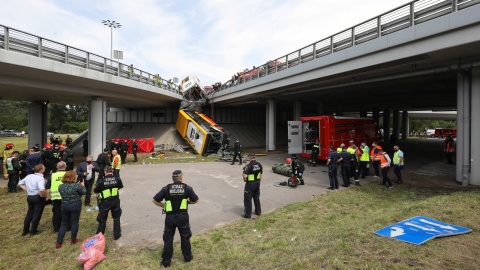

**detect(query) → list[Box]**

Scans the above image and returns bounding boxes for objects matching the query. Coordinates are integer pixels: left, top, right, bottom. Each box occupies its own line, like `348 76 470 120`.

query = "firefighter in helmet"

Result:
286 155 305 187
3 143 15 180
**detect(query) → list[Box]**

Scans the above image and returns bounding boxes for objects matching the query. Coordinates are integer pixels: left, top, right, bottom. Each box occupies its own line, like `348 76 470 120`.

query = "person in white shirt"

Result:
18 164 47 236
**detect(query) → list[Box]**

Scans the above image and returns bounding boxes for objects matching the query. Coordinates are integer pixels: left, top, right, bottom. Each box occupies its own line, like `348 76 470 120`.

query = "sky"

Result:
2 0 412 86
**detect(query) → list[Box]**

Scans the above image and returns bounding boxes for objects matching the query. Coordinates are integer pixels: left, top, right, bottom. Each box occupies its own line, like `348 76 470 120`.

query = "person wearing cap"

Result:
242 153 263 218
76 155 100 207
94 165 124 240
309 139 320 167
6 150 22 192
152 170 199 268
96 148 111 179
231 139 242 165
326 146 340 190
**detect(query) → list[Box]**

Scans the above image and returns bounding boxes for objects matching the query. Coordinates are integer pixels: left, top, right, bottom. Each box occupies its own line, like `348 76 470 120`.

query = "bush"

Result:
62 122 88 133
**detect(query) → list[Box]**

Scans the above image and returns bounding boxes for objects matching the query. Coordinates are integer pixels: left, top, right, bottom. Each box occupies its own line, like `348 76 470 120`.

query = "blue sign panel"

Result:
375 216 472 245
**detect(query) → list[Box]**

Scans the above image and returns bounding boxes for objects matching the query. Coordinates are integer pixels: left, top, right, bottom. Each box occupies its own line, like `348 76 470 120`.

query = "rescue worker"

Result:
52 144 62 165
76 155 100 207
94 165 124 240
285 155 305 187
379 149 393 188
347 140 361 185
231 139 242 165
309 139 320 167
152 170 199 268
370 141 382 178
444 135 455 164
112 149 121 178
132 139 139 162
96 148 111 180
41 143 55 179
359 143 370 179
242 153 262 218
393 145 404 183
336 143 345 178
46 161 67 232
65 135 73 147
6 150 21 192
338 146 353 187
63 144 74 171
326 146 340 190
3 143 15 180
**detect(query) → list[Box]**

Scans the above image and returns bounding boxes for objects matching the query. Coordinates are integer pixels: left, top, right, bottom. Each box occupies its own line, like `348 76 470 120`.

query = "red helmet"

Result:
44 143 53 149
5 143 14 149
116 139 120 143
59 144 65 149
285 158 292 164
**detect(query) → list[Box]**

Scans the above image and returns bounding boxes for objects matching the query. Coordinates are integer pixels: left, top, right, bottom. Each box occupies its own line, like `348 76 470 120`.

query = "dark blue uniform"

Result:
327 151 340 189
339 151 353 187
243 159 263 217
153 181 198 267
94 172 123 239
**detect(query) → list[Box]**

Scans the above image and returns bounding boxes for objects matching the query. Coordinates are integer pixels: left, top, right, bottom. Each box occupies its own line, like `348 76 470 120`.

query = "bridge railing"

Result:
0 25 181 95
218 0 479 92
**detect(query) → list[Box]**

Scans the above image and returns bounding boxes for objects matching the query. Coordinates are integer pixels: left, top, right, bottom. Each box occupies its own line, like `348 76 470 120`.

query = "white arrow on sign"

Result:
419 219 458 231
404 222 439 232
390 226 405 237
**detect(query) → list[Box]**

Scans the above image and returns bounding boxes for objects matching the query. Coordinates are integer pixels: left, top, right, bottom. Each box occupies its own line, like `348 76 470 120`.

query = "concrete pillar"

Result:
88 97 107 158
383 108 391 142
317 102 325 115
402 111 409 140
392 110 400 140
470 68 480 185
456 71 472 185
266 99 276 151
360 105 367 117
28 102 48 149
293 100 302 120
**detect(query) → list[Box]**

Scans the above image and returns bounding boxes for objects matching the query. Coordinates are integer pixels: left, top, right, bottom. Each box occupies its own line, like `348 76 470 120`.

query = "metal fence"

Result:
0 25 181 95
219 0 480 92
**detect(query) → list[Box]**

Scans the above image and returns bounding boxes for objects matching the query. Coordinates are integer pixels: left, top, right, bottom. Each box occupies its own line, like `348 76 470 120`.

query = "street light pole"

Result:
101 20 121 60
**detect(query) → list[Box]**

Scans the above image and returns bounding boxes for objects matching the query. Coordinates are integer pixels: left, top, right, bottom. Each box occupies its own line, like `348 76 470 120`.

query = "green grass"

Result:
1 177 479 270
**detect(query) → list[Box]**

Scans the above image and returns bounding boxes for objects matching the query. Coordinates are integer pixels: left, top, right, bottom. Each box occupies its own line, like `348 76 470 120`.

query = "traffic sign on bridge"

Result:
375 216 471 245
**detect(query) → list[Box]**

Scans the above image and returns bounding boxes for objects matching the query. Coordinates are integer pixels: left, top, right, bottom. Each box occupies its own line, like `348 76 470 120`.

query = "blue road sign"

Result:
375 216 472 245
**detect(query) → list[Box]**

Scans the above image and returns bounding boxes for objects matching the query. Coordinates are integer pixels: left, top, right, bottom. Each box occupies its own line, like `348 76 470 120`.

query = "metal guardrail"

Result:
218 0 480 92
0 25 181 95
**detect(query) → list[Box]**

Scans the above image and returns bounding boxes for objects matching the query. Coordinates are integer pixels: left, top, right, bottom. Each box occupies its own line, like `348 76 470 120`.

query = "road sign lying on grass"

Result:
375 216 471 245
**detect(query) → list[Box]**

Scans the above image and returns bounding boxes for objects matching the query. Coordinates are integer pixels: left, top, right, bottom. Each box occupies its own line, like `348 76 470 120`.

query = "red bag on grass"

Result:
76 232 106 270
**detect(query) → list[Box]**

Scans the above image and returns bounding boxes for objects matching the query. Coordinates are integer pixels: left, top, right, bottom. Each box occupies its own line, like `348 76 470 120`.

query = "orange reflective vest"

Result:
380 153 391 168
370 145 382 161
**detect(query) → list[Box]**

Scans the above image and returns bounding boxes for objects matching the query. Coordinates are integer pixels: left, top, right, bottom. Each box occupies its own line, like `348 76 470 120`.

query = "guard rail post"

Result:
38 37 43 58
409 3 415 26
4 27 9 50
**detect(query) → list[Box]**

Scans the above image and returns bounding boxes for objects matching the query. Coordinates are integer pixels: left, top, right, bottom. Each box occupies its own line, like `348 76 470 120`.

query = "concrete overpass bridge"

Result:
1 0 480 185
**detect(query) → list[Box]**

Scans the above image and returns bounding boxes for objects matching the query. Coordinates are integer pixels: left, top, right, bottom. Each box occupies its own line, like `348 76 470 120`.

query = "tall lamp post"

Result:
101 20 121 60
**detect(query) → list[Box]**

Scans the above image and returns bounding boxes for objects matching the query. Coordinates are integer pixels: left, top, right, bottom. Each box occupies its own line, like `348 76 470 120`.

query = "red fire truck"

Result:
434 128 456 138
288 116 379 161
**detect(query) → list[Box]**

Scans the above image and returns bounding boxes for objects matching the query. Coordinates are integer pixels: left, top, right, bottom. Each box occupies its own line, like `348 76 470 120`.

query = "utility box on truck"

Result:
288 116 378 161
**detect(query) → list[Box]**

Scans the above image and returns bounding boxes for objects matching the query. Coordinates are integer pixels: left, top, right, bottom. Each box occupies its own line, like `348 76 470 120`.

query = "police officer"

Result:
231 139 242 165
41 143 55 179
338 146 353 187
132 139 139 162
326 146 340 190
63 144 74 171
152 170 199 268
6 150 21 192
94 165 123 240
242 153 263 218
309 139 319 167
120 139 129 164
96 148 111 179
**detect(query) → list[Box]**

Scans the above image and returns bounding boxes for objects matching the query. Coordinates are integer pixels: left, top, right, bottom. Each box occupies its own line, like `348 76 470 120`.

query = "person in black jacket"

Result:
6 150 22 192
94 165 123 240
120 139 129 164
76 155 100 207
96 148 111 179
231 139 242 165
132 139 139 162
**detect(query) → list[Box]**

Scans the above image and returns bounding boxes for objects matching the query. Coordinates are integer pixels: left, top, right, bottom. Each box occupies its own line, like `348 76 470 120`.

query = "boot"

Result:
313 163 316 167
300 180 305 185
308 162 311 167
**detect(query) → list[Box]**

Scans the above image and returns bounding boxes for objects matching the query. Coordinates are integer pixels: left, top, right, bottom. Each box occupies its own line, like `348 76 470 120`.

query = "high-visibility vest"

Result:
370 146 382 161
6 156 14 171
99 187 119 199
113 154 121 170
347 147 355 155
360 148 370 162
336 147 342 153
50 171 66 200
380 154 390 168
393 150 404 165
164 183 188 213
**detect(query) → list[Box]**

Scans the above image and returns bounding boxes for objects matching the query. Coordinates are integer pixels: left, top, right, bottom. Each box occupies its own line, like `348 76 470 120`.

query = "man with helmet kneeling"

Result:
285 155 305 187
